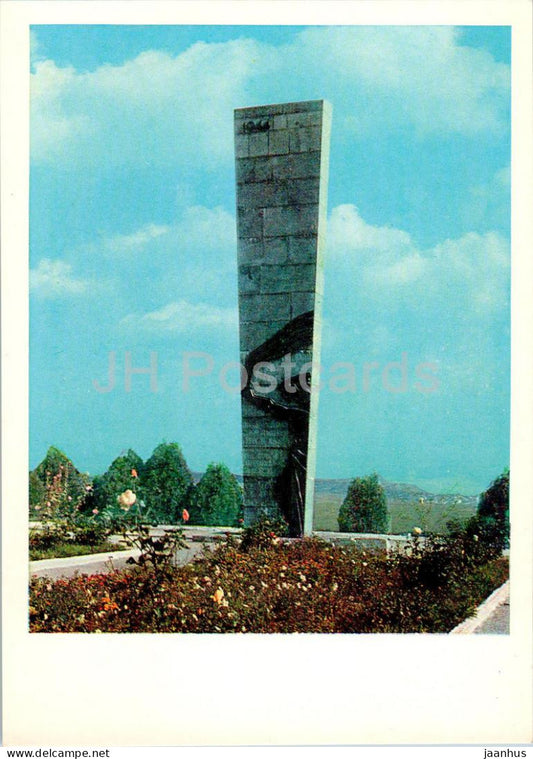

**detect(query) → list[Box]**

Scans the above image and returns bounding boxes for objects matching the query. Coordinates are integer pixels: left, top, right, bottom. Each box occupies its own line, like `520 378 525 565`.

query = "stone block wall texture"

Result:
234 100 332 536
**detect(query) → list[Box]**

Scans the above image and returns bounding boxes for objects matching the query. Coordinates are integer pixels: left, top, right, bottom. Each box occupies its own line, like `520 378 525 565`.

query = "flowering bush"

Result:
29 529 508 634
89 450 145 515
121 524 188 578
29 447 91 520
239 515 289 551
96 491 159 532
29 521 64 552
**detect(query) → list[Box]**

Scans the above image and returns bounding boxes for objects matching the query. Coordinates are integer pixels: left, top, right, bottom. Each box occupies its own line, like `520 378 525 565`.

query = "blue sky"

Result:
29 25 511 494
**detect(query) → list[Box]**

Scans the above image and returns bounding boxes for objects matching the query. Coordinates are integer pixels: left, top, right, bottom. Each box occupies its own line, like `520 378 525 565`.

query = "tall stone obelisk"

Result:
234 100 331 537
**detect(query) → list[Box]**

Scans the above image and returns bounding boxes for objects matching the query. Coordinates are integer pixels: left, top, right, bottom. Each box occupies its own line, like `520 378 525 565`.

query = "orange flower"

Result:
212 587 224 604
182 508 190 523
131 469 138 478
102 596 119 612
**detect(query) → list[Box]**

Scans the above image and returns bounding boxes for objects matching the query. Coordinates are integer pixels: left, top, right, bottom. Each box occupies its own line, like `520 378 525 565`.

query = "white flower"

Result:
117 489 136 509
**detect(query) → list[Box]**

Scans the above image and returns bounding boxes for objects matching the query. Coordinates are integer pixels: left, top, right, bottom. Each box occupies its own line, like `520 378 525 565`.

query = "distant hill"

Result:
192 472 478 508
314 476 477 508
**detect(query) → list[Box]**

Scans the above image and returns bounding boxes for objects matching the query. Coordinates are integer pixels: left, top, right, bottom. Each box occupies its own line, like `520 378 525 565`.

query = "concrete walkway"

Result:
29 526 234 579
450 580 510 634
473 596 510 634
29 542 213 579
30 547 139 579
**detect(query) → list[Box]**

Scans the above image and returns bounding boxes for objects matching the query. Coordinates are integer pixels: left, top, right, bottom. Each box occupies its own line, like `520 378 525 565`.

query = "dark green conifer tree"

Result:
338 473 389 534
142 442 193 523
189 463 243 527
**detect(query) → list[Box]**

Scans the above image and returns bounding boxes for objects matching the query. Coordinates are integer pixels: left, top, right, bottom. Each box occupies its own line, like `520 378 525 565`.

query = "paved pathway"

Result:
473 597 510 634
450 580 510 634
30 539 212 580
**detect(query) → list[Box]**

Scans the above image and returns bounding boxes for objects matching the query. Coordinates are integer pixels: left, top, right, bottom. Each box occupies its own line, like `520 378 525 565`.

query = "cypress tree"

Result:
338 473 389 534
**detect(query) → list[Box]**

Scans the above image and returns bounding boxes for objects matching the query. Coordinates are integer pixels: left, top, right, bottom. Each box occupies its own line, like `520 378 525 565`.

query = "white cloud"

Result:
288 26 509 136
327 204 510 316
30 30 46 67
31 27 509 168
30 259 90 297
101 206 235 259
64 205 238 312
105 224 171 254
31 39 261 168
30 60 93 162
120 299 238 334
328 204 414 262
494 165 510 188
174 205 236 255
323 204 510 409
461 164 511 232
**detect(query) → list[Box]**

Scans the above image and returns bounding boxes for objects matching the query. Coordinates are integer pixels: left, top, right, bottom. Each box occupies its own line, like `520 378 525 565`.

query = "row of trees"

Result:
338 470 510 549
30 446 509 542
29 444 243 527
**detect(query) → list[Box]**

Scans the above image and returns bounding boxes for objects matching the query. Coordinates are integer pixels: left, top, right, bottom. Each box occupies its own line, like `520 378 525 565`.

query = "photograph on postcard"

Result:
28 24 511 634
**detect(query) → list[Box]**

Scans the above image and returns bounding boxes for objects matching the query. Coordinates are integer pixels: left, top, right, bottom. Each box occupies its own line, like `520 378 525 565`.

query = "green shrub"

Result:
189 463 243 527
29 522 63 551
29 471 46 510
338 473 389 533
96 499 155 531
29 514 113 560
69 517 110 546
142 443 193 523
29 540 124 561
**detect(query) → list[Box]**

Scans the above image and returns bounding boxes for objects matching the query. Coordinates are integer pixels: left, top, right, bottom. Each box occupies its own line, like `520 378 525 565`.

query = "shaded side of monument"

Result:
234 100 332 537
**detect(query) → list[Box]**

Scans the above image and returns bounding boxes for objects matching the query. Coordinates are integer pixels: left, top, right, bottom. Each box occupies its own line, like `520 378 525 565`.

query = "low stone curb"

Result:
29 539 213 579
29 548 141 577
449 580 510 634
313 531 417 553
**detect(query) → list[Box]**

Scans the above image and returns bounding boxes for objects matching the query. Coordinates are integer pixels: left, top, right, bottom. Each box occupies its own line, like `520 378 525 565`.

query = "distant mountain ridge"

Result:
314 476 477 507
192 472 478 507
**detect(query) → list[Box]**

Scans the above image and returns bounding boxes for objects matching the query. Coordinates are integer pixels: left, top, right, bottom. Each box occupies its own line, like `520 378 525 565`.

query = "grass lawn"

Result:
313 493 477 534
29 541 127 561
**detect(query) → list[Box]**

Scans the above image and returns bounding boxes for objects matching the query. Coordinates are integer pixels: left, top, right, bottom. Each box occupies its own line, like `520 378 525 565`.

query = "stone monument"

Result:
234 99 331 537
